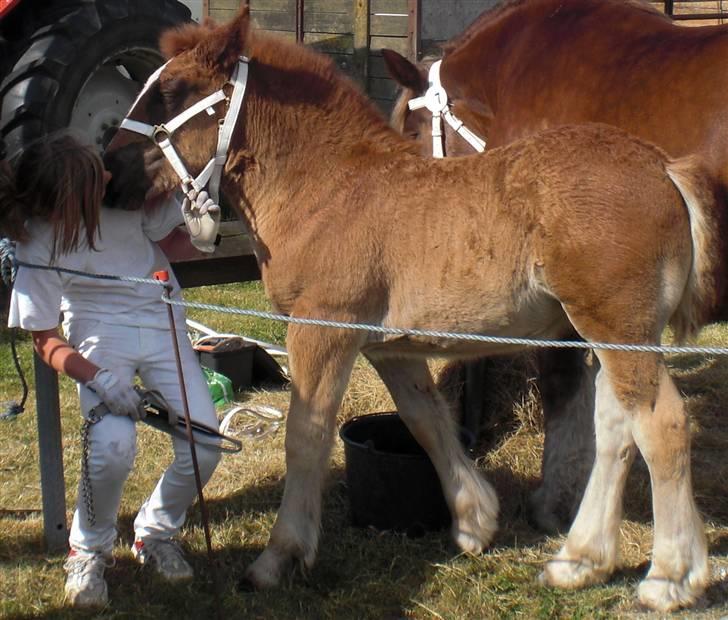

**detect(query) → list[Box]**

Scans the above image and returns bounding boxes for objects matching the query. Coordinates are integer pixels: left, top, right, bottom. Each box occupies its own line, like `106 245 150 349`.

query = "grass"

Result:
2 282 728 618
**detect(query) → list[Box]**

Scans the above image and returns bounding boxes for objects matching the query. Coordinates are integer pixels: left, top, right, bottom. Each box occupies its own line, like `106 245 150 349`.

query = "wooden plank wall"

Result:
207 0 415 111
655 1 727 23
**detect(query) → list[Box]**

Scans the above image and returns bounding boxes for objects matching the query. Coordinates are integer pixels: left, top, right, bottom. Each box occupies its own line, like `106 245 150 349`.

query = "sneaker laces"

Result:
64 552 115 578
140 539 188 570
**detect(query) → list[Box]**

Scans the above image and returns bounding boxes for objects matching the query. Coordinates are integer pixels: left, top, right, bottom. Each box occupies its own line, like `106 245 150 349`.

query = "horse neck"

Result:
442 9 516 118
225 86 410 237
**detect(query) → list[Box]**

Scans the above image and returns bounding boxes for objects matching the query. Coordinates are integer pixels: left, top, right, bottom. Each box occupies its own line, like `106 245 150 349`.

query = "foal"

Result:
383 0 728 533
104 8 719 611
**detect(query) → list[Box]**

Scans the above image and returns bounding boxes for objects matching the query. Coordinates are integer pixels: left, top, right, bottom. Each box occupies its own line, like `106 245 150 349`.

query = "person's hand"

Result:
86 368 145 421
181 190 221 253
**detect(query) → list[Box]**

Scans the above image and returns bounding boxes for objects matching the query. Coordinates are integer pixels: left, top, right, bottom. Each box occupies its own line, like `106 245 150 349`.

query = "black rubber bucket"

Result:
339 412 474 534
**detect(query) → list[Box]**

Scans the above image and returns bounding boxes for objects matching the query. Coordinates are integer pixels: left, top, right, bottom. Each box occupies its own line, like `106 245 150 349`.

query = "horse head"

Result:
103 9 253 210
382 48 493 158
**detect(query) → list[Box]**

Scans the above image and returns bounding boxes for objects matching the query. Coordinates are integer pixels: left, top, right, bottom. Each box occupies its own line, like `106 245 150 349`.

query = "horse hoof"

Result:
540 556 609 590
637 575 704 612
244 550 288 590
453 528 487 554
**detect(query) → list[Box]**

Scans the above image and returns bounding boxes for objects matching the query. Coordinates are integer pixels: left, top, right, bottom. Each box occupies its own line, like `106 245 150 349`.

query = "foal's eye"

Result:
159 78 190 109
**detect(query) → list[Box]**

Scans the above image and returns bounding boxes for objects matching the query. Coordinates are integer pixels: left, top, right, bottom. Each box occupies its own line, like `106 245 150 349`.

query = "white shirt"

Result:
8 199 186 331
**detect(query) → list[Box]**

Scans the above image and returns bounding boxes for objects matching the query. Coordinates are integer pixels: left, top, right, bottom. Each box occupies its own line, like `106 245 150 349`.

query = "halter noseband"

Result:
407 60 486 159
120 56 250 204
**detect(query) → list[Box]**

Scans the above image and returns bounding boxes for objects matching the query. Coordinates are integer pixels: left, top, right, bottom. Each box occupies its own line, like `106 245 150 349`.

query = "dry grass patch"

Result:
2 284 728 618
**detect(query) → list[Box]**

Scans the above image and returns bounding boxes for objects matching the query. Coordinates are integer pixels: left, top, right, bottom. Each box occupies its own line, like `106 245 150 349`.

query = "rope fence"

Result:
4 240 728 357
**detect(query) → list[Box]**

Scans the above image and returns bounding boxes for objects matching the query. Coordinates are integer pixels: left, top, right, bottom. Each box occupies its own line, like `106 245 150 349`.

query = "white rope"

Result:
9 252 728 356
163 298 728 356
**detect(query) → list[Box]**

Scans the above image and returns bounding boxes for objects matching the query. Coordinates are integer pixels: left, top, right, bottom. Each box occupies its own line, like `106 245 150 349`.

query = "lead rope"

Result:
0 238 27 420
154 270 223 620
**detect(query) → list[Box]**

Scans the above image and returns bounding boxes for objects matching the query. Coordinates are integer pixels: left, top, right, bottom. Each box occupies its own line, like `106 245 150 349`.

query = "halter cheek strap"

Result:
407 60 486 158
120 57 250 204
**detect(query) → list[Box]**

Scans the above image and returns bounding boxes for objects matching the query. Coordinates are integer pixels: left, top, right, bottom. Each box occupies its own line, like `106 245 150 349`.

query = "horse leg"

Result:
366 355 499 552
541 351 708 610
634 364 708 611
244 325 361 589
540 355 636 589
530 348 597 533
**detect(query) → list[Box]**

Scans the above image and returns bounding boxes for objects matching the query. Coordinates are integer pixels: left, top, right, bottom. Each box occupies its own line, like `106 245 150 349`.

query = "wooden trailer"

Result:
203 0 502 111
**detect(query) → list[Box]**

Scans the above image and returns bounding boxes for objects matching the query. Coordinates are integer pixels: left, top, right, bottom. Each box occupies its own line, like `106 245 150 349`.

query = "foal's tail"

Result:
665 156 721 342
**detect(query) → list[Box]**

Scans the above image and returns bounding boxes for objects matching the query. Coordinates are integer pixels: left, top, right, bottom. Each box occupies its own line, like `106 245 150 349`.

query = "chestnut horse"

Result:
384 0 728 534
104 8 719 611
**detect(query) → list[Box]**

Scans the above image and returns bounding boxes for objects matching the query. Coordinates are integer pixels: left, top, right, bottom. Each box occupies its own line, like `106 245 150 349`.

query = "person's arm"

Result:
31 328 99 383
31 327 143 419
156 225 204 262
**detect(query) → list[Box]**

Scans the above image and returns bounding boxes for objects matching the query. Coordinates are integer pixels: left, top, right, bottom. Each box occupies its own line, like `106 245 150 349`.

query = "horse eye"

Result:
159 78 190 109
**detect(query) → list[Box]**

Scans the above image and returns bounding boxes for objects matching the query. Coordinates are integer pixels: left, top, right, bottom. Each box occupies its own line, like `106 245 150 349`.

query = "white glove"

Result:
86 368 144 421
181 190 221 253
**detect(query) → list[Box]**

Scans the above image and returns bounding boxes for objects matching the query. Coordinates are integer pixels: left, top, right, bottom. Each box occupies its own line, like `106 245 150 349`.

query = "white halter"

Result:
407 60 486 159
120 56 250 204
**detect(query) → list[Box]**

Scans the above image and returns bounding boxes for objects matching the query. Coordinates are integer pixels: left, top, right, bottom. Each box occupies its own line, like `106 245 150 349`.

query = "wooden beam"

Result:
353 0 370 86
408 0 421 60
296 0 305 42
171 220 261 288
34 353 68 553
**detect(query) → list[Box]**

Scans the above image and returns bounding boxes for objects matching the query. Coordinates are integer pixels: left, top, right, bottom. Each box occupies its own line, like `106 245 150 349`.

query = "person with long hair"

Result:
1 134 221 608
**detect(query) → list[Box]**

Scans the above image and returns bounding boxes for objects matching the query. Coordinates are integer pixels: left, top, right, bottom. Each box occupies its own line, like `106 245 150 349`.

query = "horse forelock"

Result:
160 20 215 59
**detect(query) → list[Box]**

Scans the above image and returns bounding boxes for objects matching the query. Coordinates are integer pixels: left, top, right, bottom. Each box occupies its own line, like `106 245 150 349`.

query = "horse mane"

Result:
443 0 671 56
160 19 217 58
162 15 418 154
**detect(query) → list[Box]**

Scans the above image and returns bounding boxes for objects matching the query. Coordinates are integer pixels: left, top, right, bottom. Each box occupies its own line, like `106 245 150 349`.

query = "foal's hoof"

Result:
451 479 499 554
539 556 609 590
638 576 704 612
244 550 290 590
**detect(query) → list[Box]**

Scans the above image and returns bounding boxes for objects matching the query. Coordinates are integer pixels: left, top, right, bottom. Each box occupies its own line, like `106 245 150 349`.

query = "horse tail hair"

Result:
665 155 720 343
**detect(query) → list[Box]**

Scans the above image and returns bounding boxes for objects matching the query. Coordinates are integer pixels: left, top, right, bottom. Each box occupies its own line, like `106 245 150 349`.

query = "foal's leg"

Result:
530 348 597 533
245 325 362 589
634 364 708 611
367 355 499 552
540 355 637 589
541 352 708 611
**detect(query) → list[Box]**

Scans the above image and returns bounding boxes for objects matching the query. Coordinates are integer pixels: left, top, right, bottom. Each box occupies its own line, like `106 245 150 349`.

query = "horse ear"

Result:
381 49 427 92
196 5 251 73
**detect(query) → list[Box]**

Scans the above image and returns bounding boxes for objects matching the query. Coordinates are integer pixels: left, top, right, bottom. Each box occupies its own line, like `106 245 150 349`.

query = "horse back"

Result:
376 124 704 342
462 0 728 177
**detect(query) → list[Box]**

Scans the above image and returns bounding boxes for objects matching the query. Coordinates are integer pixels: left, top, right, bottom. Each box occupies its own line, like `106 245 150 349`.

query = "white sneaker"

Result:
131 538 193 582
63 550 114 608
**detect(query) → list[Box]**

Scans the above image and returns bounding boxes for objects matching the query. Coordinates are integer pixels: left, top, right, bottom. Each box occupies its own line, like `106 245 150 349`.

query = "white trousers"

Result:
65 320 220 554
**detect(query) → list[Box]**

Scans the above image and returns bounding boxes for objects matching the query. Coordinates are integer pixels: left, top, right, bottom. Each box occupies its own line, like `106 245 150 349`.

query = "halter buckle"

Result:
152 124 172 145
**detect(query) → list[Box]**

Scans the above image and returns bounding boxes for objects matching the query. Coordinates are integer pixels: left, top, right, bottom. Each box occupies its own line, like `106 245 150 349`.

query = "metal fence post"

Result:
33 351 68 552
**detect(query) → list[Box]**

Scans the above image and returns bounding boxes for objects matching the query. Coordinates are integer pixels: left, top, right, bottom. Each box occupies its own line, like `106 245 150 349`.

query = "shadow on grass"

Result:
102 465 481 619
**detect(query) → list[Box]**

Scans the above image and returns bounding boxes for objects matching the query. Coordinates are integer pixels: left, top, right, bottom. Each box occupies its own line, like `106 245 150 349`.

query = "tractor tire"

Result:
0 0 191 157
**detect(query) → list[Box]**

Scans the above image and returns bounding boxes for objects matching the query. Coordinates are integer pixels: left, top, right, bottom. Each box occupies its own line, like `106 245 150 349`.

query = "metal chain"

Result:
80 408 103 527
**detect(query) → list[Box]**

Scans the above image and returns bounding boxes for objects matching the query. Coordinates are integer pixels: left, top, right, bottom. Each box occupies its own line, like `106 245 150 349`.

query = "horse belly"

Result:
373 276 568 358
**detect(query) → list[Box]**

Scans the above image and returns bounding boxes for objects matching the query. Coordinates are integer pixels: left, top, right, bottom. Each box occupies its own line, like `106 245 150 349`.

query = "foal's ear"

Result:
196 5 251 73
381 49 427 93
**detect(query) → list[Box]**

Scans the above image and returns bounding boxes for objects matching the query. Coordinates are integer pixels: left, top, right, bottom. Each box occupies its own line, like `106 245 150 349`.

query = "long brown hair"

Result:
0 134 103 261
